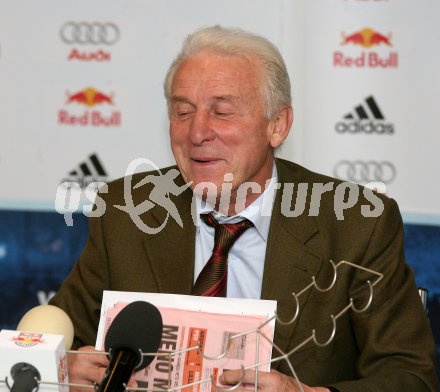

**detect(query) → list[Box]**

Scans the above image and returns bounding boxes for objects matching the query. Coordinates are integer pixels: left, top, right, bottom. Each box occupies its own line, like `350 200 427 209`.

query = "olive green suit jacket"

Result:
51 158 438 391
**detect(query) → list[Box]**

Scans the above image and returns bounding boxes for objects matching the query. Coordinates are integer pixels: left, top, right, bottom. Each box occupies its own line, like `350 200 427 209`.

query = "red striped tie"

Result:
191 213 253 297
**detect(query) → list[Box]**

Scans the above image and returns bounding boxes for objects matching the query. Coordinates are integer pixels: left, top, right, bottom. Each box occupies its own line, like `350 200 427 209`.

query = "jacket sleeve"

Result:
50 211 110 349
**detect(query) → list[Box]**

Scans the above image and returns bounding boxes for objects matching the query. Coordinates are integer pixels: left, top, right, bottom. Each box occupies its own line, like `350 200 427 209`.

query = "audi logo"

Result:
333 161 396 184
60 22 120 45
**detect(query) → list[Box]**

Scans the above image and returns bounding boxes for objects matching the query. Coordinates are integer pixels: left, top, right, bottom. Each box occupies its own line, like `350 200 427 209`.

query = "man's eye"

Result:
172 102 194 118
215 110 233 117
213 103 235 117
175 109 193 118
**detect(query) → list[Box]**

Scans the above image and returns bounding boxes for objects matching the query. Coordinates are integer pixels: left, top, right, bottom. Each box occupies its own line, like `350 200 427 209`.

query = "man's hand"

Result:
67 346 137 391
67 346 108 391
219 369 330 392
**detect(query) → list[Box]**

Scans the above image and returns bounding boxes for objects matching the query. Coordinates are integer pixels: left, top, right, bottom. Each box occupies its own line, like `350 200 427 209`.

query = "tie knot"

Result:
201 213 253 254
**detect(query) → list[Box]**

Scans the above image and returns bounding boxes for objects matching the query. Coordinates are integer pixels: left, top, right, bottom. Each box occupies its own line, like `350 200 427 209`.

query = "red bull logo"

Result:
334 27 398 69
12 332 44 347
58 355 68 383
341 28 392 48
59 87 121 127
66 87 113 107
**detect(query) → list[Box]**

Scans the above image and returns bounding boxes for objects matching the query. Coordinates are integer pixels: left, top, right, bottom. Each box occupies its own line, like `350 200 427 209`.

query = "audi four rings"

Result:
60 22 120 45
333 161 396 184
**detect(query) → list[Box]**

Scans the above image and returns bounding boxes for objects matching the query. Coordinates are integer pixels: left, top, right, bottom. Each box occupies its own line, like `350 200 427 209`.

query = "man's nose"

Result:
189 111 216 145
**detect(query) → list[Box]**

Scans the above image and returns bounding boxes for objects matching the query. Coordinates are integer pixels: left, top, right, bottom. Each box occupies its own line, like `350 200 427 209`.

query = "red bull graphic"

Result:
334 27 398 69
66 87 113 107
12 332 44 347
341 28 392 48
59 87 121 127
58 355 68 383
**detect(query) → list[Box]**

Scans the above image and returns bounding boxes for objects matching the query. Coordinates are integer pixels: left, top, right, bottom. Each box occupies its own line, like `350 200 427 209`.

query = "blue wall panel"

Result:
0 210 88 328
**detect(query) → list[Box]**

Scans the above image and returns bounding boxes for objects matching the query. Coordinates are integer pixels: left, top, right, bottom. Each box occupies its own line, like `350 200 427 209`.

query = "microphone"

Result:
17 304 74 350
8 363 40 392
98 301 163 392
0 305 74 392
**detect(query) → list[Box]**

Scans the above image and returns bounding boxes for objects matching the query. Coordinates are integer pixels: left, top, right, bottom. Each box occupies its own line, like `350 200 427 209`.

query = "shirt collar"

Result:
194 164 278 242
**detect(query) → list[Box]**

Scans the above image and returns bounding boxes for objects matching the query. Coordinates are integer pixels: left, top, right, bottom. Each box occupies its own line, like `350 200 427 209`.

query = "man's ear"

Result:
269 106 293 148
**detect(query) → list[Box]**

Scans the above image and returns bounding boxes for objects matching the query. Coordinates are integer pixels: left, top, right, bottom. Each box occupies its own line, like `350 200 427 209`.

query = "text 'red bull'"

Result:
335 27 397 69
60 87 121 126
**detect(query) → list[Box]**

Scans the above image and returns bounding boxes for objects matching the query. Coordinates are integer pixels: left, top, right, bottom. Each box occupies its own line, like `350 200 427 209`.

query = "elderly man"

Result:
50 26 438 391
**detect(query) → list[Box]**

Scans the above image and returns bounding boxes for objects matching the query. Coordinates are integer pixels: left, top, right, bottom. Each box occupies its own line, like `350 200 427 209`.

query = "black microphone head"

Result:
104 301 163 370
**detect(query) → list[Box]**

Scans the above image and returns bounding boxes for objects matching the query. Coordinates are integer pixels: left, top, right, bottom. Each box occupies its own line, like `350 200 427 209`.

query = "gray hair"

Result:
163 25 291 119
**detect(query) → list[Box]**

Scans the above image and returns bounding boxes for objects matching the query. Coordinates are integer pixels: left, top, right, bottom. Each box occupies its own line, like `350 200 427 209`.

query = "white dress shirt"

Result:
194 165 278 299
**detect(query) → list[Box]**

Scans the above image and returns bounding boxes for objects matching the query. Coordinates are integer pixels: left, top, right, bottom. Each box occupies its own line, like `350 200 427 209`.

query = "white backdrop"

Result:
0 0 439 224
302 0 440 224
0 0 300 208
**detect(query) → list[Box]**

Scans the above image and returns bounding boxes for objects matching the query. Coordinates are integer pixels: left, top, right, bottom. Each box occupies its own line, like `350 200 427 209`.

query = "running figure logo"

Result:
115 158 191 234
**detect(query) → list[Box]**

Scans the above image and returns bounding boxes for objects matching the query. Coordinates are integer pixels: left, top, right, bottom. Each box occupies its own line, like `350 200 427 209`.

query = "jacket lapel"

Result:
142 174 196 295
261 160 324 362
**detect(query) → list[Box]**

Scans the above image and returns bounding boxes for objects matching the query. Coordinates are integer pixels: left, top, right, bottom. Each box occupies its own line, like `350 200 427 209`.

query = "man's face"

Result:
169 50 285 204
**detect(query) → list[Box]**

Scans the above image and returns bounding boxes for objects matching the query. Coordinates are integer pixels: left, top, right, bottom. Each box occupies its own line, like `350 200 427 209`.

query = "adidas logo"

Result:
61 153 109 188
335 96 394 134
